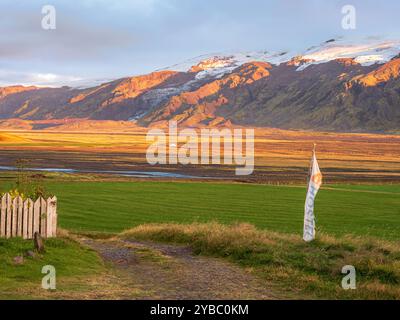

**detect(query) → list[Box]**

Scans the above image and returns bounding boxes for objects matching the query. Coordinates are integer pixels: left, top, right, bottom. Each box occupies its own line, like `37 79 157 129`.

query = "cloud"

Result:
0 0 399 87
0 69 83 87
0 4 136 61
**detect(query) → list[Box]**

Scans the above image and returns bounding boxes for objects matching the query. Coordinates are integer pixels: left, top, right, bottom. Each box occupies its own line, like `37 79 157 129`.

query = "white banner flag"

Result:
303 147 322 242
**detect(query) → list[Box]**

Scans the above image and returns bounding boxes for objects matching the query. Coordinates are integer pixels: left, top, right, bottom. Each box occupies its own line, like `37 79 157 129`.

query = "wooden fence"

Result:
0 194 57 239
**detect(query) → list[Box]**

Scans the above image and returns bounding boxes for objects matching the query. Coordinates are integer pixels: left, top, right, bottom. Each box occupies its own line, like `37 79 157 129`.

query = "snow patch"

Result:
160 38 400 76
160 50 295 80
297 38 400 70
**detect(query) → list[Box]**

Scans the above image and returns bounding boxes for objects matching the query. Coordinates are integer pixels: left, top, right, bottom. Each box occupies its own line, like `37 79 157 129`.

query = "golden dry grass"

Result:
0 132 28 143
0 127 398 176
121 222 400 299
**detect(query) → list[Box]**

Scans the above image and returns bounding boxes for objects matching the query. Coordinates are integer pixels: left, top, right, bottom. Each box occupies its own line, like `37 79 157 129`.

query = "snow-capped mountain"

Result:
297 38 400 70
0 38 400 132
161 37 400 75
160 50 293 79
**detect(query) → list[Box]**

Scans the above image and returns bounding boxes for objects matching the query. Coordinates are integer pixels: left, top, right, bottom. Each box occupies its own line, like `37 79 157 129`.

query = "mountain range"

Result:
1 38 400 133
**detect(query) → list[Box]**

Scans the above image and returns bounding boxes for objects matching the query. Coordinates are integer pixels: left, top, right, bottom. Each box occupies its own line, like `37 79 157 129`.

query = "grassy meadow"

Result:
55 182 400 240
0 180 396 240
122 222 400 299
0 178 399 299
0 233 107 299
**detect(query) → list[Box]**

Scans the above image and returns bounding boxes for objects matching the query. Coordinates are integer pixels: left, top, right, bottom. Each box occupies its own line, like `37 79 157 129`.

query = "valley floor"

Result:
0 127 399 183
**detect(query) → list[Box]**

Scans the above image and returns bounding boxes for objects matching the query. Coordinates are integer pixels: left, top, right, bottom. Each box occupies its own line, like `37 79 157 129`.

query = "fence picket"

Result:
33 198 41 236
46 197 54 237
51 196 57 238
17 197 23 237
0 194 6 237
27 199 34 240
23 200 29 239
6 194 11 238
40 197 47 238
11 197 18 237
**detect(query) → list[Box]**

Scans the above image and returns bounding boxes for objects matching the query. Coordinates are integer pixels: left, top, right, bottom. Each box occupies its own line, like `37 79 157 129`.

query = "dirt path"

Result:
80 237 279 300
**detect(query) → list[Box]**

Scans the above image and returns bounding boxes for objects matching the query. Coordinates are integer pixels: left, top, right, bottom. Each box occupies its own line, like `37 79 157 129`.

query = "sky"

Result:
0 0 399 87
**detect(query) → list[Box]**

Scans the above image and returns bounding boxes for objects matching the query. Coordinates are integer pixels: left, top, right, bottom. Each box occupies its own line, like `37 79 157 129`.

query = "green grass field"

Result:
15 181 398 240
1 179 399 299
0 236 106 299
